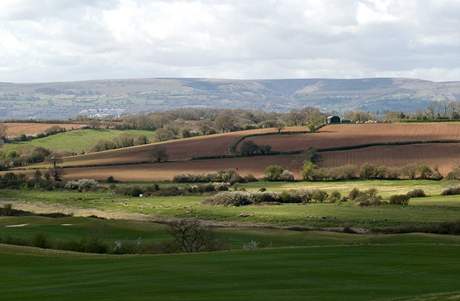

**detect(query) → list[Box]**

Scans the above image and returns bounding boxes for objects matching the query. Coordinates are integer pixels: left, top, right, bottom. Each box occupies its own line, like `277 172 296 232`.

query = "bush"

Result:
406 189 426 198
348 188 384 206
441 186 460 196
64 179 99 192
311 189 328 203
0 204 13 216
417 164 442 180
91 140 117 152
152 147 168 163
446 167 460 180
173 170 248 184
264 165 285 181
239 141 272 156
348 188 360 201
203 189 336 206
203 191 254 206
389 194 410 205
279 170 295 181
301 161 316 180
327 191 342 203
106 176 117 183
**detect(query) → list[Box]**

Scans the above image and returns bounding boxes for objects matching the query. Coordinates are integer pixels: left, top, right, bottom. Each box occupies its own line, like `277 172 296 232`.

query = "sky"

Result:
0 0 459 83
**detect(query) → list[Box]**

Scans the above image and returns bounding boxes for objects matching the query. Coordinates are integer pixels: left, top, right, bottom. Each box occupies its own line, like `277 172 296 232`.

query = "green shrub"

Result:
279 170 295 181
348 188 360 201
239 141 272 156
446 167 460 180
406 189 426 198
264 165 285 181
441 186 460 196
301 161 316 180
311 189 328 203
328 191 342 203
203 191 253 206
389 194 410 205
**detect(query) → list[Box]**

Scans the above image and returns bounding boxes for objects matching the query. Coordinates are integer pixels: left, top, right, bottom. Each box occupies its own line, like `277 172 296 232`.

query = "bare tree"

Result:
152 147 168 163
168 219 216 253
47 154 63 181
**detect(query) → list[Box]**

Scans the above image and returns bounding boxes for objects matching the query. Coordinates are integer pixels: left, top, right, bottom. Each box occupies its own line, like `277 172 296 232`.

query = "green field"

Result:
1 128 156 153
4 215 460 250
1 241 460 301
3 179 460 228
3 179 460 300
240 179 459 197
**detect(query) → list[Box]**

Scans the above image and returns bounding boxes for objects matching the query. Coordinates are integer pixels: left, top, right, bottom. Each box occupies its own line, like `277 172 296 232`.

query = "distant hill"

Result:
1 77 460 119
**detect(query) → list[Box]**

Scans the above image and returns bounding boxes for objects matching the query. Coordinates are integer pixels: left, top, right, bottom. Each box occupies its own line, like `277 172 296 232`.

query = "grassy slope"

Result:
4 215 460 249
239 179 458 197
1 129 156 153
2 179 460 228
1 242 460 301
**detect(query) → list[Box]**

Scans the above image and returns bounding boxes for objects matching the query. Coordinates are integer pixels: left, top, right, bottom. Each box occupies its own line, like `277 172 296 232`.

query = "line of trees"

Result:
102 107 329 135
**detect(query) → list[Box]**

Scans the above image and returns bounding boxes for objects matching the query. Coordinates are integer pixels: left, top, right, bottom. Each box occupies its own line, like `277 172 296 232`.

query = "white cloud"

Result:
0 0 459 82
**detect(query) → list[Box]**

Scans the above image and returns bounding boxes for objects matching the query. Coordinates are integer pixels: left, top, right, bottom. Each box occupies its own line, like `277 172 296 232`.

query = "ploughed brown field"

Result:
320 143 460 175
10 122 460 181
2 122 86 137
244 123 460 152
62 127 307 167
60 155 306 181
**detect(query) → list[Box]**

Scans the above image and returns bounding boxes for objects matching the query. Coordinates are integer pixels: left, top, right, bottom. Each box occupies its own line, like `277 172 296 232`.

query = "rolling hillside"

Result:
1 78 460 119
9 122 460 181
2 129 156 154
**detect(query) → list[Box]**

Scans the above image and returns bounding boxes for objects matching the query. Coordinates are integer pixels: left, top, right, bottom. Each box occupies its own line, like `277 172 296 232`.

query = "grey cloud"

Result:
0 0 459 82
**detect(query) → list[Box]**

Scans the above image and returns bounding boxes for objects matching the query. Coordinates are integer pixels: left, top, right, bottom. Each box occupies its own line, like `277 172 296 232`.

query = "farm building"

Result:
327 115 341 124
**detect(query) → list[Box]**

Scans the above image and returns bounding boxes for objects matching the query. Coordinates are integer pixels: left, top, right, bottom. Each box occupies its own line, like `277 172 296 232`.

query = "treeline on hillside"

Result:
85 107 328 137
332 101 460 123
91 134 149 152
0 147 53 170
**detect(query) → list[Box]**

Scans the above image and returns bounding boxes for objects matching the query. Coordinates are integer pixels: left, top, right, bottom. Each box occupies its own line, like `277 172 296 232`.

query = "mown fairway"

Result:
1 243 460 301
2 129 156 153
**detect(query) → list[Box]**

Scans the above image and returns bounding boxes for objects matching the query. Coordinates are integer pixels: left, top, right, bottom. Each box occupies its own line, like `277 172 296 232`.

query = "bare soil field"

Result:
2 122 86 138
56 143 460 180
56 155 306 181
320 143 460 175
61 127 307 167
245 123 460 152
9 123 460 181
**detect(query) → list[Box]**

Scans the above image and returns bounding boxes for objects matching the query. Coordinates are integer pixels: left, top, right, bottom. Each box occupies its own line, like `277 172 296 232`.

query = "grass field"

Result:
3 179 460 300
6 215 460 249
1 129 156 153
3 179 460 228
1 242 460 301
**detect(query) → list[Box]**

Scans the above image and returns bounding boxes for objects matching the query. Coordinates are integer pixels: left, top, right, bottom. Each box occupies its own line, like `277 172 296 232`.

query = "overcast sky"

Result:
0 0 459 83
